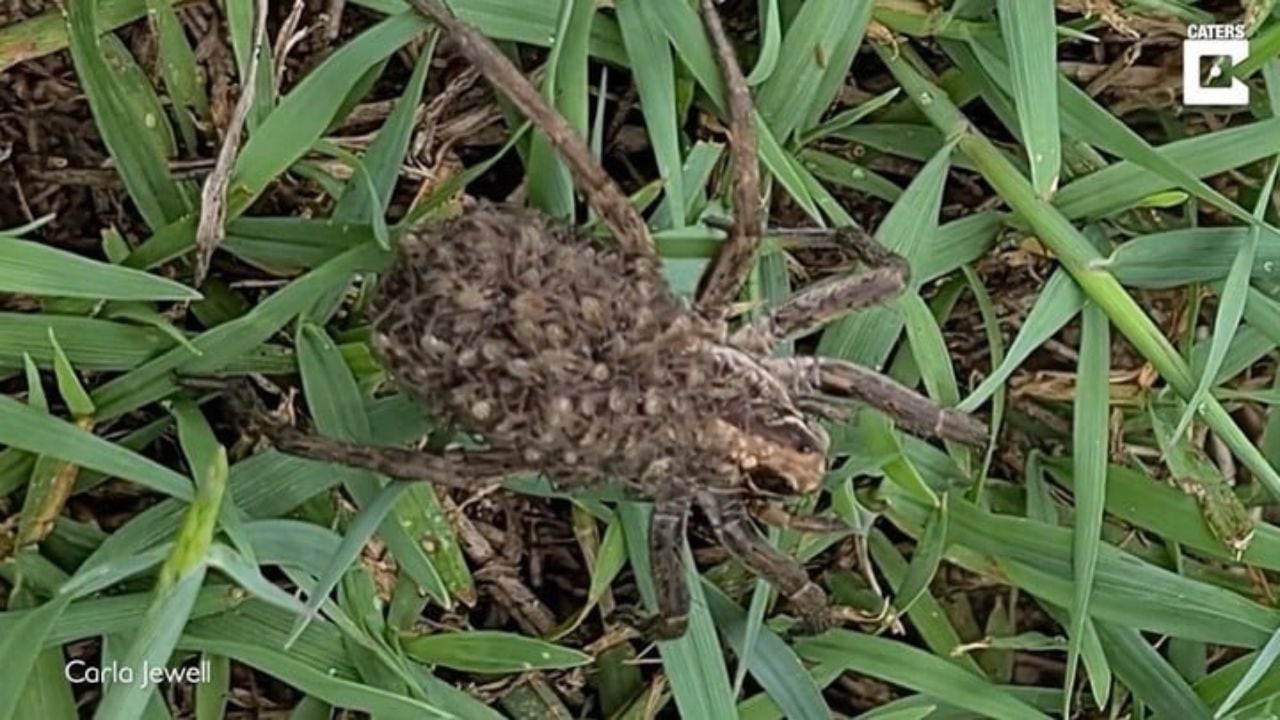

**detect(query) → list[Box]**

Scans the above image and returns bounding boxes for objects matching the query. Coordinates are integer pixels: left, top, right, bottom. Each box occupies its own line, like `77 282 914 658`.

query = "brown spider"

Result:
237 0 987 638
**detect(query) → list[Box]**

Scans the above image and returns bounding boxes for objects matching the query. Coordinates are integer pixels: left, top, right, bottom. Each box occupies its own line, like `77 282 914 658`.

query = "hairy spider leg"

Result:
220 379 523 487
693 0 763 318
272 427 519 488
698 491 832 631
406 0 654 259
645 487 694 639
730 226 910 352
764 355 989 446
751 502 850 534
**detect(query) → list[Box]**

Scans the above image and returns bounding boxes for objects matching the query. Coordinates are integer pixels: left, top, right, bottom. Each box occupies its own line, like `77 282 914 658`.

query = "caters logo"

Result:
1183 24 1249 107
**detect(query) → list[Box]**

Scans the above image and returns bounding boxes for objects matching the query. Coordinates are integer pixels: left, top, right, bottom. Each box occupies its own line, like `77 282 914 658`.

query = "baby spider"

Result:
232 0 987 638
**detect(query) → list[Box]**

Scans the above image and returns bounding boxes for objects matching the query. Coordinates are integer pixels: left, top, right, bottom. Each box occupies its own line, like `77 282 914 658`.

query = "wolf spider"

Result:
234 0 987 638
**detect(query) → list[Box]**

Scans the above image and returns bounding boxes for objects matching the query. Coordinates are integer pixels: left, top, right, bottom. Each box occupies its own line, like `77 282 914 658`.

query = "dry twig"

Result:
192 0 268 286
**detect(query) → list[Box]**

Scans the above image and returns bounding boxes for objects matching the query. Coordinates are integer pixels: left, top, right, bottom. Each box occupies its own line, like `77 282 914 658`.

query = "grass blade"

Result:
0 395 191 500
1065 302 1110 715
125 13 426 267
92 570 206 719
1169 158 1280 443
285 482 409 647
643 0 820 219
400 630 591 673
901 292 969 470
754 0 871 142
1150 403 1257 557
618 503 736 719
796 631 1051 720
616 0 685 228
228 13 426 218
798 88 900 146
1105 227 1280 288
93 243 387 420
818 140 954 365
205 544 309 615
548 513 626 639
13 601 77 719
1095 620 1213 720
0 594 73 720
141 0 208 148
1214 628 1280 718
295 323 459 606
892 494 949 617
995 0 1060 196
525 0 594 218
223 0 274 127
14 331 94 547
0 237 200 301
333 34 438 223
877 45 1280 500
969 32 1261 227
745 0 780 85
94 443 223 719
882 485 1280 647
868 529 983 675
704 583 831 720
1054 118 1280 222
178 599 453 718
194 654 230 720
65 0 192 229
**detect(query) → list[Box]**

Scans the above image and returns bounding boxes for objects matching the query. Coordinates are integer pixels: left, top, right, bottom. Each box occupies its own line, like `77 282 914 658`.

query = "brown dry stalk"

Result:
192 0 268 286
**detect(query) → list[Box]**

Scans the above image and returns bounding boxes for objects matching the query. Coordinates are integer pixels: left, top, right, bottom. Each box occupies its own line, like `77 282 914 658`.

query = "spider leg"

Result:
646 487 694 639
765 356 989 446
693 0 763 319
730 226 908 352
750 502 850 534
406 0 653 259
270 427 519 489
209 378 522 487
698 491 831 630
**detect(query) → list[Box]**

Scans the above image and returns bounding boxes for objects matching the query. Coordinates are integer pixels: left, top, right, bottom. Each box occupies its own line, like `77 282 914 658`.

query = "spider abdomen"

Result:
368 203 724 490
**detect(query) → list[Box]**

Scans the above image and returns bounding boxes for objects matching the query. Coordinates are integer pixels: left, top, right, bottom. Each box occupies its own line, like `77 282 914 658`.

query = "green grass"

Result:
4 0 1280 717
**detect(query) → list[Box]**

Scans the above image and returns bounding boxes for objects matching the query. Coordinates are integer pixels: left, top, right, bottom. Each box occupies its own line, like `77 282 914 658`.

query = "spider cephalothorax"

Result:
246 0 988 638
